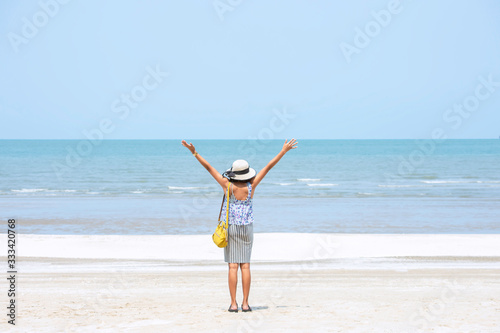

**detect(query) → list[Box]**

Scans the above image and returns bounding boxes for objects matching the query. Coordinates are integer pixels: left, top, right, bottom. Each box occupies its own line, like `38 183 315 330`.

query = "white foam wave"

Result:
297 178 320 182
378 185 416 188
421 180 468 184
419 180 498 184
168 186 206 190
11 188 47 193
273 183 293 186
11 189 77 193
307 183 338 187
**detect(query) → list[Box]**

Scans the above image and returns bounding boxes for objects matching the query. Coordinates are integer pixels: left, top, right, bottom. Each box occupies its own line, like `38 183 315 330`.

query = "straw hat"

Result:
224 159 256 181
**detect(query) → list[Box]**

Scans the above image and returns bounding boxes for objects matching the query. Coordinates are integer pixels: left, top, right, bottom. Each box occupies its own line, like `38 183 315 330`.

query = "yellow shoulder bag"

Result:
212 183 231 248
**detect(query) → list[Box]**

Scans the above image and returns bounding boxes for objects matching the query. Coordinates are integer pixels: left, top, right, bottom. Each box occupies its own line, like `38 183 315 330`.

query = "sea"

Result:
1 139 499 235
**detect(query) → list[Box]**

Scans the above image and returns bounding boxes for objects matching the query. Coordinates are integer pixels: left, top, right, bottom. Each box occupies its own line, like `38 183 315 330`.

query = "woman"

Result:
181 138 298 312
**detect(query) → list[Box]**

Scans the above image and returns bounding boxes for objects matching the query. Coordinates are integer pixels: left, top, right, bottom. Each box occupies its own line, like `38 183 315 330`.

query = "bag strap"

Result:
218 183 231 223
225 183 230 229
217 189 225 221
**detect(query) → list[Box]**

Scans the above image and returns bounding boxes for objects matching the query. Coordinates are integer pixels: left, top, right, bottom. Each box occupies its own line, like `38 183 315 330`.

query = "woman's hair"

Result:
228 176 255 183
222 169 255 183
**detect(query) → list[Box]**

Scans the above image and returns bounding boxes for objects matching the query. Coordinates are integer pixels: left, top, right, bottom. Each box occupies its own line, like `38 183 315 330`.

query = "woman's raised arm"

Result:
181 140 228 189
252 138 298 189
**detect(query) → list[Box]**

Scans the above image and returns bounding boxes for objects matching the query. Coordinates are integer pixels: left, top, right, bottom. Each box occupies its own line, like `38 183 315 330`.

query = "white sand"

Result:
12 233 500 261
1 233 500 332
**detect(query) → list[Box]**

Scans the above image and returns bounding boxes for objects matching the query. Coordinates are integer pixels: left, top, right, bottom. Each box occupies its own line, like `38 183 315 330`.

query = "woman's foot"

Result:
241 304 252 312
228 303 238 313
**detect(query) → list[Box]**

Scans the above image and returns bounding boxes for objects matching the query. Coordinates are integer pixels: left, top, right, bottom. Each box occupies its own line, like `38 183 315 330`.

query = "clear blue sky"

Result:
1 0 499 139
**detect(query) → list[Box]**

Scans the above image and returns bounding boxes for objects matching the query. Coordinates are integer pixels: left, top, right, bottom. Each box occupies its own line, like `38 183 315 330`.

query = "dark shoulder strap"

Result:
218 183 231 221
217 186 226 221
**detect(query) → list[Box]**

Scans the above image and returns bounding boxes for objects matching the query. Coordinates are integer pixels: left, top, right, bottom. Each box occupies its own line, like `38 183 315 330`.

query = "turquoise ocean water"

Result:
1 139 499 235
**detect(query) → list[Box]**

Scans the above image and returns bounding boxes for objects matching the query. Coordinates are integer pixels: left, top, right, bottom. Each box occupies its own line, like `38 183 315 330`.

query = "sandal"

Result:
242 305 252 312
228 304 238 313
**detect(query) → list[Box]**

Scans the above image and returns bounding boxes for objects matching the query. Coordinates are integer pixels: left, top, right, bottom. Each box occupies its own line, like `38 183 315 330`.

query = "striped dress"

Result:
222 181 254 263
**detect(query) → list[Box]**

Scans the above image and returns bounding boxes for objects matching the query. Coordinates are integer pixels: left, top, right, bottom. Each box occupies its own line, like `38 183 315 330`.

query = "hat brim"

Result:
225 167 257 181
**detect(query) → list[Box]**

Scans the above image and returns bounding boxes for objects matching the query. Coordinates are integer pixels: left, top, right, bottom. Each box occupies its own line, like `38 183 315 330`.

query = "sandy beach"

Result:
2 234 500 332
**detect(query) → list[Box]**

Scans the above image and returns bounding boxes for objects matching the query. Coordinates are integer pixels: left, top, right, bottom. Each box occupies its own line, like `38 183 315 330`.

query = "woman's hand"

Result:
281 138 298 154
251 138 298 189
181 140 227 189
181 140 196 154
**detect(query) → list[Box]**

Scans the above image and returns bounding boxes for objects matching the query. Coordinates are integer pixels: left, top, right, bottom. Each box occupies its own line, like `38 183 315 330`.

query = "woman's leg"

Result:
228 263 239 309
240 263 251 309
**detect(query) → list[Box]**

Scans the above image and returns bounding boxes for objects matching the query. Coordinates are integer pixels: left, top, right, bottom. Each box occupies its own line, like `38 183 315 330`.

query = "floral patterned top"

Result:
221 182 254 225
